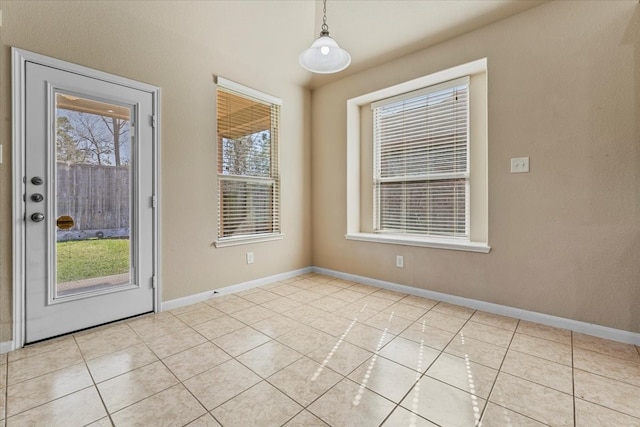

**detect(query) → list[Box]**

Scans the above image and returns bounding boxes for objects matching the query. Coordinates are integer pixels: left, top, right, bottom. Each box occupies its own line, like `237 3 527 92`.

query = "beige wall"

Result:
311 1 640 333
0 1 313 341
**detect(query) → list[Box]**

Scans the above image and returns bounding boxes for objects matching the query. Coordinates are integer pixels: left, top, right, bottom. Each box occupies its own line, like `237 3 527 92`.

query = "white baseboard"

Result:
312 267 640 346
161 267 313 311
156 264 640 346
1 340 14 354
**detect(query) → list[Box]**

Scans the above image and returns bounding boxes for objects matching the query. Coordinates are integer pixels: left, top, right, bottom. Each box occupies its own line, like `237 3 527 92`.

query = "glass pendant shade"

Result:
299 35 351 74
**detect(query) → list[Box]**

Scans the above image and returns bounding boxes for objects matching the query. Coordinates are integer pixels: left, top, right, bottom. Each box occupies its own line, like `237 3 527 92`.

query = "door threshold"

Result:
24 311 154 347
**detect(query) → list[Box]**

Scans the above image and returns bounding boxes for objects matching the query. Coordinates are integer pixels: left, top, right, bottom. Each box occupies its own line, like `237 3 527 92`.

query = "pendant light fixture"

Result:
299 0 351 74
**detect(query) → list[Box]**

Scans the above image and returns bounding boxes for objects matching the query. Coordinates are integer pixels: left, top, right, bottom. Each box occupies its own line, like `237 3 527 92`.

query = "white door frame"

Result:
11 48 162 350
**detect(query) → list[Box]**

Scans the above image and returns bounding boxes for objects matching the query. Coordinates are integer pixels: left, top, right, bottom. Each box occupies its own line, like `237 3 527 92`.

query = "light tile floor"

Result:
2 273 640 426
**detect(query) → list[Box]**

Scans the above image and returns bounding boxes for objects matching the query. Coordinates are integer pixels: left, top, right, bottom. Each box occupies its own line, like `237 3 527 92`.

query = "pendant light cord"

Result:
321 0 329 35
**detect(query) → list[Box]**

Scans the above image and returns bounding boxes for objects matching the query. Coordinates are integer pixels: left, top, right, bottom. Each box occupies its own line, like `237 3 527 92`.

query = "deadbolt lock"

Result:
31 213 45 222
31 193 44 202
31 177 44 185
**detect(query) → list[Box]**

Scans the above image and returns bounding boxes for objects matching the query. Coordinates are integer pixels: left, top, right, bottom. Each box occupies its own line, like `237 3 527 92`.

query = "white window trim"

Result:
346 232 489 253
345 58 490 253
213 233 284 248
214 76 283 106
213 76 283 248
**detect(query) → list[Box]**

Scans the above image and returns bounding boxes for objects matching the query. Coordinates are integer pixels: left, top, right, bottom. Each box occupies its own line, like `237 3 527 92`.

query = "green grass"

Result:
56 239 130 283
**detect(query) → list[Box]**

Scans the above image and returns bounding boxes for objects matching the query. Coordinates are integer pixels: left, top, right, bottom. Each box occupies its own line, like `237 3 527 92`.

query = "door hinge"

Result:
152 276 157 289
151 115 157 128
151 195 157 208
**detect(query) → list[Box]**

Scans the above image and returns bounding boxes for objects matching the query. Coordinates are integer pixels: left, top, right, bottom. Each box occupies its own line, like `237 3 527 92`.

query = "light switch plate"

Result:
511 157 530 173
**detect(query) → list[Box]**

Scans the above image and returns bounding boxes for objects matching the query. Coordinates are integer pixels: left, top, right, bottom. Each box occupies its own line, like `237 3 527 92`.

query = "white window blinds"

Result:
372 77 470 239
216 82 280 240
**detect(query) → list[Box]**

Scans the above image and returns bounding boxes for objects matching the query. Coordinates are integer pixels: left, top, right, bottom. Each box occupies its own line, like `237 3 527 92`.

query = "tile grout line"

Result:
73 334 115 427
4 336 116 424
3 383 99 424
94 316 204 425
280 284 493 425
231 279 352 424
385 314 445 426
172 288 352 425
377 305 521 425
479 320 572 426
262 316 371 423
115 312 233 424
498 348 576 393
176 362 227 426
139 314 234 425
430 310 483 426
476 318 518 426
261 287 395 425
584 350 640 424
3 348 99 422
375 302 479 426
154 345 211 425
348 315 400 426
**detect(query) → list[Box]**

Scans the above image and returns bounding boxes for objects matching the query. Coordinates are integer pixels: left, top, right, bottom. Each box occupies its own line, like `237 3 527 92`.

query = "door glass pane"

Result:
55 92 132 297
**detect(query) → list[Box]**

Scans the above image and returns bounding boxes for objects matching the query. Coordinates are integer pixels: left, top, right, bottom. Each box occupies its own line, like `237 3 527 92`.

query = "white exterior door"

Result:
18 54 157 343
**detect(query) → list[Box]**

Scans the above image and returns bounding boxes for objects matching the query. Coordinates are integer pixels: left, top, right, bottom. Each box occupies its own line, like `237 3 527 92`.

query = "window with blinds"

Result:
216 82 280 241
372 76 469 239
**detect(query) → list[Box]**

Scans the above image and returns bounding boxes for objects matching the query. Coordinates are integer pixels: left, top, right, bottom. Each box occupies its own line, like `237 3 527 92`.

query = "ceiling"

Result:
302 0 547 88
136 0 546 90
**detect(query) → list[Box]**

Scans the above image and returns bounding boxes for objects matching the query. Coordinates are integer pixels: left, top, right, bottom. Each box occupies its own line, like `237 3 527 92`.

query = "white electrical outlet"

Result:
396 255 404 268
246 252 254 264
511 157 530 173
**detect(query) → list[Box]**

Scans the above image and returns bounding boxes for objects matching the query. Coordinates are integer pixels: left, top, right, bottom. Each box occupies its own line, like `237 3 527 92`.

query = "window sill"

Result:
214 233 284 248
345 233 491 253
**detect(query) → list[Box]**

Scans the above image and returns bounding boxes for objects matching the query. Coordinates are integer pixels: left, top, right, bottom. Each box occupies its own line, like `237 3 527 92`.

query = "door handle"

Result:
31 193 44 202
31 213 45 222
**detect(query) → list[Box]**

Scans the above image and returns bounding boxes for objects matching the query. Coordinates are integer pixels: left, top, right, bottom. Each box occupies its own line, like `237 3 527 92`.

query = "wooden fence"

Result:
56 162 129 241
